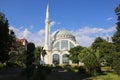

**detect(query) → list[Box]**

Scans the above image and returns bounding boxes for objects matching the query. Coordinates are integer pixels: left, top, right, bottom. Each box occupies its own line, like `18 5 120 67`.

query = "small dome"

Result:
52 29 76 41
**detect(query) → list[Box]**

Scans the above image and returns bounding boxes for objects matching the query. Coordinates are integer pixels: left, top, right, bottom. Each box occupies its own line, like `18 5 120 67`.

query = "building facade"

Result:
43 4 78 65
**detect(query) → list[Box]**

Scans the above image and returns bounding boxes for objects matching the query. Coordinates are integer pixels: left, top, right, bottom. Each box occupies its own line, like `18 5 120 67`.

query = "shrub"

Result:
78 66 86 74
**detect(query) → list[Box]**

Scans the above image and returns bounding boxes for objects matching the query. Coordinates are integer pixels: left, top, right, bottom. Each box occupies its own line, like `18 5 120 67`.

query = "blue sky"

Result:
0 0 120 46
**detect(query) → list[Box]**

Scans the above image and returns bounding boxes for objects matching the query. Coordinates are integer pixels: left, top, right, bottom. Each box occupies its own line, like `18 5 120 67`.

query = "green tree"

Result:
91 37 106 51
26 42 35 67
34 46 46 65
91 37 115 66
34 46 42 62
112 4 120 75
69 46 84 64
9 41 26 67
79 48 101 75
0 12 12 63
100 42 115 66
25 42 35 80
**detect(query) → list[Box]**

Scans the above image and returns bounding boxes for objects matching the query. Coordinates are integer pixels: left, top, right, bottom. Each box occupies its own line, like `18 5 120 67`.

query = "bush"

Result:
6 62 20 68
78 66 86 73
63 65 72 71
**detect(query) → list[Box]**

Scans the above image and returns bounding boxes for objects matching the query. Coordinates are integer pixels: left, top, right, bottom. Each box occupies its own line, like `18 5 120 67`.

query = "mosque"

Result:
43 4 79 65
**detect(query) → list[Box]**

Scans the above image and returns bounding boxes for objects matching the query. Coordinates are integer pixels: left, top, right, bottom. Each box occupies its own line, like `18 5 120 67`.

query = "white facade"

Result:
44 4 78 65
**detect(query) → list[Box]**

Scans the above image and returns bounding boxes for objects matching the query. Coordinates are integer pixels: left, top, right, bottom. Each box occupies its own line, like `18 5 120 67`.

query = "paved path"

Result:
0 68 22 80
47 69 89 80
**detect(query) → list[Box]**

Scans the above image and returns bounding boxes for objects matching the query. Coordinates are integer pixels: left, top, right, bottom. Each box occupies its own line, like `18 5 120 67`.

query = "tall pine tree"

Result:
0 12 13 63
112 4 120 75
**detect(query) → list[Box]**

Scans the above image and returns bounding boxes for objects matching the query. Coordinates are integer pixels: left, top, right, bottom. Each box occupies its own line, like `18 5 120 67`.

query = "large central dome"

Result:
52 29 76 42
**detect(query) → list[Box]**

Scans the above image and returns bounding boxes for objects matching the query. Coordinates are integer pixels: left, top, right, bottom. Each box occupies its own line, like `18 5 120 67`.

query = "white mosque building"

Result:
43 4 79 65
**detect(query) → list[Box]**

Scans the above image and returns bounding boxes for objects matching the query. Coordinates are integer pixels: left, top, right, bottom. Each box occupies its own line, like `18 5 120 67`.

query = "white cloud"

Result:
23 28 30 38
38 29 45 36
9 25 116 47
76 35 94 47
9 26 45 47
50 21 56 27
72 26 115 35
71 26 116 47
107 17 113 21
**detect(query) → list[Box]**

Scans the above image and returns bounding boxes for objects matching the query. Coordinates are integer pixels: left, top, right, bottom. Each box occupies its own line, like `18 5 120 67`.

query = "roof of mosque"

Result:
51 29 76 41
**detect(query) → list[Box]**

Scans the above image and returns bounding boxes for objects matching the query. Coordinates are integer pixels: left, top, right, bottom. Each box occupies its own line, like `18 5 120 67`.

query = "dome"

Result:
51 29 76 41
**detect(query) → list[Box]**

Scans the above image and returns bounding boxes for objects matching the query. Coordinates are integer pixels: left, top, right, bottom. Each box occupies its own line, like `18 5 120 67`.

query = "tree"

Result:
26 42 35 67
112 4 120 75
25 42 35 80
34 46 46 66
34 46 42 62
9 41 26 67
0 12 12 63
91 37 115 66
91 37 106 51
69 46 84 64
79 48 101 75
100 42 115 66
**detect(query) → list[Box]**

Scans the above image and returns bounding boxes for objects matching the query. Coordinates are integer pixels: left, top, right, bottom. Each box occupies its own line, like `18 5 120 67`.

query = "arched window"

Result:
70 42 74 49
61 40 68 50
53 54 59 64
53 42 60 50
62 54 69 64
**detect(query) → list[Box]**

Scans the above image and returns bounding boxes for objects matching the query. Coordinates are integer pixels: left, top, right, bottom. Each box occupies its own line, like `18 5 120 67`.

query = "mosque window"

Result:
61 40 68 50
53 54 59 64
53 42 60 49
70 42 74 49
62 54 69 64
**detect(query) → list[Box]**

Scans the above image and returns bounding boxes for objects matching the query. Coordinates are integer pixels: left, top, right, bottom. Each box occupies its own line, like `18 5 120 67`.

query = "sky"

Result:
0 0 120 47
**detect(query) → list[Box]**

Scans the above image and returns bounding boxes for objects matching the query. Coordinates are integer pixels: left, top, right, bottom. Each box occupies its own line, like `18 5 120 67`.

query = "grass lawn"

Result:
89 72 120 80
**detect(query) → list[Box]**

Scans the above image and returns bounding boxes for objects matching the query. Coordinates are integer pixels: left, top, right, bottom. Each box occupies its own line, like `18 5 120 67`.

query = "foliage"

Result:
34 46 47 65
34 46 42 62
78 66 86 73
100 42 115 66
112 52 120 75
0 13 12 63
9 41 26 67
112 4 120 75
91 37 115 66
69 46 84 64
26 42 35 67
91 37 106 51
90 72 120 80
25 42 35 79
79 48 101 76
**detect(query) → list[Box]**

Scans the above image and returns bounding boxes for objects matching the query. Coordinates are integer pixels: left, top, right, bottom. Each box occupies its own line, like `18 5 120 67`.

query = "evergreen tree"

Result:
112 4 120 75
113 4 120 52
25 42 35 79
0 12 11 63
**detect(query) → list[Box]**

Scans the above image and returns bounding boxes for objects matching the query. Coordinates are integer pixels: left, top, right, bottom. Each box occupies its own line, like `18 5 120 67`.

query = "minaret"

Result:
44 4 51 50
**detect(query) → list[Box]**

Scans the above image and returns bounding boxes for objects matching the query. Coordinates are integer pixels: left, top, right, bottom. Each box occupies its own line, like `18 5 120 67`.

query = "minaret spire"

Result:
46 3 49 19
44 4 51 50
